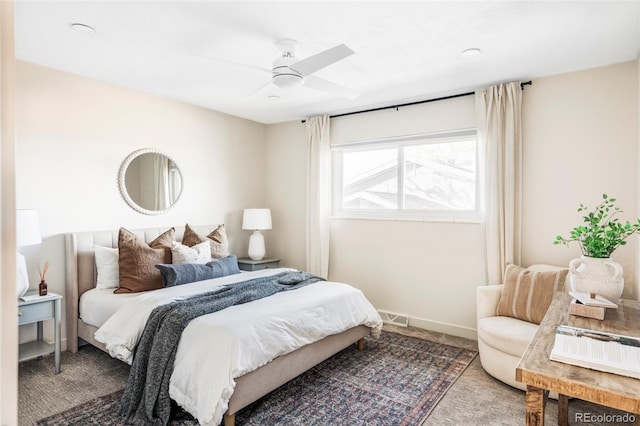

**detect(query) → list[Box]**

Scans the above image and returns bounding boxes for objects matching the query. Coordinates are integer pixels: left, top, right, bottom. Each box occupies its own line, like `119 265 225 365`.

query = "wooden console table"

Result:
516 292 640 426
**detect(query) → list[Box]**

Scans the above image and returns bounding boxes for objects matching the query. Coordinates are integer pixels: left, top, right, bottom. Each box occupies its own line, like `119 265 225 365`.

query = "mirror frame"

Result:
118 148 184 215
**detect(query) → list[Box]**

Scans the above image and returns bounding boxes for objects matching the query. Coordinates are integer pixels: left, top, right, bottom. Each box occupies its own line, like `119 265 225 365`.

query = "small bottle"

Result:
39 280 47 296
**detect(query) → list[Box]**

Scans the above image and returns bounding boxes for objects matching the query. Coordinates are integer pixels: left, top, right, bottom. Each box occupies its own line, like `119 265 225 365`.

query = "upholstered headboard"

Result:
64 225 221 352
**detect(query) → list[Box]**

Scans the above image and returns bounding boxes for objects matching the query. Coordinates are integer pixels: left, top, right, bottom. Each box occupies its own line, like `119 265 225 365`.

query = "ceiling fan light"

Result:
272 74 303 89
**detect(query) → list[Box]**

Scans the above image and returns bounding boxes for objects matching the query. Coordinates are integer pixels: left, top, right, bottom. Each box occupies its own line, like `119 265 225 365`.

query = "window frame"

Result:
331 128 480 222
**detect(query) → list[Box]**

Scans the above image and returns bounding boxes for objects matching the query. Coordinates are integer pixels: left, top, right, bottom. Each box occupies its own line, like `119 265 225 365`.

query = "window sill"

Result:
330 215 482 224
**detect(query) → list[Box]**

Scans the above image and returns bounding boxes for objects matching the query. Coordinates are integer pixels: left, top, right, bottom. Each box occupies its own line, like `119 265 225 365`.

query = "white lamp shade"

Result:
242 209 272 230
16 209 41 247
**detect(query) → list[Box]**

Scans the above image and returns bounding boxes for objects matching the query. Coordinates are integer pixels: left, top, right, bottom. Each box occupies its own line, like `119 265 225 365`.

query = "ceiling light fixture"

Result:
271 52 303 89
461 48 481 57
69 23 96 34
267 95 280 101
272 73 303 89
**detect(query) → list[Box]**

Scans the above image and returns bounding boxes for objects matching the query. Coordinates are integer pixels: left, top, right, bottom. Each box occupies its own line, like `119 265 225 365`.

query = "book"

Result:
19 293 56 302
569 292 618 309
550 325 640 379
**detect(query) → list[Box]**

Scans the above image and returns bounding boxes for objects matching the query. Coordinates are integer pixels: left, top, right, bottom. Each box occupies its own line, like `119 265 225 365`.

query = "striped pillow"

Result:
496 263 569 324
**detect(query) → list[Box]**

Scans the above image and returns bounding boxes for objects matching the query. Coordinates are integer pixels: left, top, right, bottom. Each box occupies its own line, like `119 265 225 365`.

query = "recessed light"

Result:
267 95 280 101
69 23 96 34
461 48 481 57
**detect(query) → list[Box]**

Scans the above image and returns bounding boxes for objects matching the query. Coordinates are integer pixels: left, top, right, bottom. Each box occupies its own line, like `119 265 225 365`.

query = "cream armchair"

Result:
476 264 569 393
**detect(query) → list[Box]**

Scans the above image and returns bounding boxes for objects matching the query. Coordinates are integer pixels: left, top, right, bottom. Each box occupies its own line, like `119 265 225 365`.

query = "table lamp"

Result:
242 208 272 260
16 209 42 298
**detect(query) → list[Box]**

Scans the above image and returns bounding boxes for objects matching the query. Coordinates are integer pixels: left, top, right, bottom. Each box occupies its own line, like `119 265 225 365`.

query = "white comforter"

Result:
94 268 383 425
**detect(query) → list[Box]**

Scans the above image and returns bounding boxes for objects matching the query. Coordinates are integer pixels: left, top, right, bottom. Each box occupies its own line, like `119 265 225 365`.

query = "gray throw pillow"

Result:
206 255 241 278
156 255 241 287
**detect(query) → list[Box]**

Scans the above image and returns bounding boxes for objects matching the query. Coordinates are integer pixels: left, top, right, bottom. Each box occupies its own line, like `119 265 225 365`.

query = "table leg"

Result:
54 298 61 374
557 394 568 426
525 385 546 426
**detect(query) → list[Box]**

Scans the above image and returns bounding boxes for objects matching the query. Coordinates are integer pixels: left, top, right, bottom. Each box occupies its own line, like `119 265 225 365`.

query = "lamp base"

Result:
16 252 29 298
248 230 266 261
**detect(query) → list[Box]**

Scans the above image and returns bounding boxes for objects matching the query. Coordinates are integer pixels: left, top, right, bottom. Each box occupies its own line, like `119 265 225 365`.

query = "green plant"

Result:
554 194 640 258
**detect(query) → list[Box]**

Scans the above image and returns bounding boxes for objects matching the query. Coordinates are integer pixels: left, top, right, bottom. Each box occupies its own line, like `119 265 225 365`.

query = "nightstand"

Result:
18 291 62 374
237 258 281 271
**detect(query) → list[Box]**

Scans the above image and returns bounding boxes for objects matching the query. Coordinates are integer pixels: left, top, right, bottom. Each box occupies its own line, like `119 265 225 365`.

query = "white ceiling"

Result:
14 1 640 124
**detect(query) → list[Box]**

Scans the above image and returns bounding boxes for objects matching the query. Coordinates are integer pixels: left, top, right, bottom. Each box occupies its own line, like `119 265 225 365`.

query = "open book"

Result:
550 325 640 379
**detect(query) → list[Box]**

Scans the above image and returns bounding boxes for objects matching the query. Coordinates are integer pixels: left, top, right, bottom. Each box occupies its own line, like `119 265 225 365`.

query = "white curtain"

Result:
153 153 170 211
306 115 331 278
476 82 523 284
168 160 180 204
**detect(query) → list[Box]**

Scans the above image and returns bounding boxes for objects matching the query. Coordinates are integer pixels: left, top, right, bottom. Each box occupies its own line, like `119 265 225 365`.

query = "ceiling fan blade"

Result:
193 54 271 75
303 75 360 100
247 80 276 100
290 44 354 77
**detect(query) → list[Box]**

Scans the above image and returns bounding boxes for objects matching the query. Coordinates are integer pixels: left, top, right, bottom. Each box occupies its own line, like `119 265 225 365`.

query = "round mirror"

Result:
118 148 184 215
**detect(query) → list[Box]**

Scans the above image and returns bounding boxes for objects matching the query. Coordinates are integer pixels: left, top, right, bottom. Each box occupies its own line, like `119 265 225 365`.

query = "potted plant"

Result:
554 194 640 303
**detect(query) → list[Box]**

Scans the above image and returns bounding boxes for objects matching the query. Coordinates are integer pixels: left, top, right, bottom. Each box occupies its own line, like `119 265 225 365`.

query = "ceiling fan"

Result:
201 39 360 100
265 39 359 99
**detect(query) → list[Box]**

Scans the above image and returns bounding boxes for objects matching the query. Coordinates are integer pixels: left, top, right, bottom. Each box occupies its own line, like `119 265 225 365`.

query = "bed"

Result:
65 225 382 426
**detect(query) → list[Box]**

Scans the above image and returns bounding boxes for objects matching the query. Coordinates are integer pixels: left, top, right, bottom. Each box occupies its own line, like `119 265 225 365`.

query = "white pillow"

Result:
94 245 119 289
171 240 211 265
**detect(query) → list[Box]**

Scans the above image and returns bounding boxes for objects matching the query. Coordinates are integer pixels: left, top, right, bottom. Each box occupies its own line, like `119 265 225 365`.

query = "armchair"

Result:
476 264 569 394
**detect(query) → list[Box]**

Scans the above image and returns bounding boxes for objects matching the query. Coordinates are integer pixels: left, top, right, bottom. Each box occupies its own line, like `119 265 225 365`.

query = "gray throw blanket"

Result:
120 271 324 425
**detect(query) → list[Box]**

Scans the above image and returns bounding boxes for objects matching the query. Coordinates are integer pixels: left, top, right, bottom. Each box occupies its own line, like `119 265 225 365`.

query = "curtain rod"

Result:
301 80 532 123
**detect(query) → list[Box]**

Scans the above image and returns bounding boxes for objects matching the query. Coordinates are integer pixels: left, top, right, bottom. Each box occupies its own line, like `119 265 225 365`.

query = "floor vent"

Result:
377 309 409 327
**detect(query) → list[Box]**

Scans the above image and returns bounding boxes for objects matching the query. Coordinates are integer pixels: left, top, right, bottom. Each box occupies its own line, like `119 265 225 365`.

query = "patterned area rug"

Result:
35 331 476 426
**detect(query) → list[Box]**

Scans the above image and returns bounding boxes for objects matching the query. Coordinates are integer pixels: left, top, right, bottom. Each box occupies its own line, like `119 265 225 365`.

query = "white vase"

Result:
247 230 266 260
569 255 624 304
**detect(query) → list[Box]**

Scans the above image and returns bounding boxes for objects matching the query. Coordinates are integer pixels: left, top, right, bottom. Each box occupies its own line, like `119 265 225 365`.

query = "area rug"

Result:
35 331 476 426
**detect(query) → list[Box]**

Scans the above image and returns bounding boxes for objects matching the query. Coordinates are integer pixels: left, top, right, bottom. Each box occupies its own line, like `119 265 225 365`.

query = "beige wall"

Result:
521 61 639 299
15 61 267 349
266 61 640 339
265 120 307 270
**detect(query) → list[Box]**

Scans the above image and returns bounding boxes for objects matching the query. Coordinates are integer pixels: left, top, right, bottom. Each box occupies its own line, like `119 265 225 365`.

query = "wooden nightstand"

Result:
237 258 280 271
18 291 62 374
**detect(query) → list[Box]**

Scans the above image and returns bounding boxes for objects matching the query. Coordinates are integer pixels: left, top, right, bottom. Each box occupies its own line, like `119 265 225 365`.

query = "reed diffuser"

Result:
38 261 49 296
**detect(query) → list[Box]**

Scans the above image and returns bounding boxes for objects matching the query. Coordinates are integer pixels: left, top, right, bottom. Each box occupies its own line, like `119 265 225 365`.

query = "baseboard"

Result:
408 316 477 341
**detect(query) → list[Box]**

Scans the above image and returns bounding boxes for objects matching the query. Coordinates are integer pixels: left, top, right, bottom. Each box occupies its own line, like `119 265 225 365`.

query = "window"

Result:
332 129 479 220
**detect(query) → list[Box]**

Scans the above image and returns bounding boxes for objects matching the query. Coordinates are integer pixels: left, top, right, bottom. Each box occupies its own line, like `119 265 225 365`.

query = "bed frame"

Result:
65 225 369 426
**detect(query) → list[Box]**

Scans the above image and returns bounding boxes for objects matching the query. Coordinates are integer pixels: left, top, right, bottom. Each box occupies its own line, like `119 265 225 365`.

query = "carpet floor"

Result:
19 325 636 425
31 331 476 426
